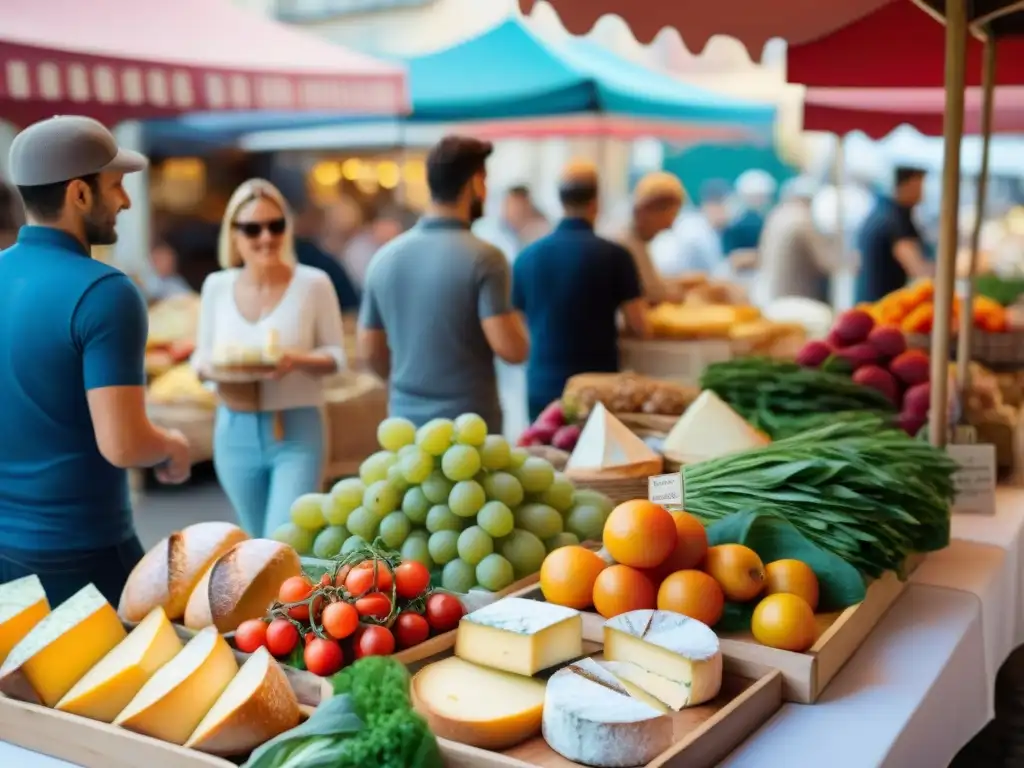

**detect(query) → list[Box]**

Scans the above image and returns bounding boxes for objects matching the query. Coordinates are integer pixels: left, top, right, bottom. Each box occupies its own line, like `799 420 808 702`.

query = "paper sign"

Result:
649 473 684 507
947 443 997 516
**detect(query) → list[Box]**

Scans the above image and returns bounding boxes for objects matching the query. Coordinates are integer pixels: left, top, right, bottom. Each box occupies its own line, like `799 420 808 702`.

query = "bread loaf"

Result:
183 540 301 633
119 522 249 623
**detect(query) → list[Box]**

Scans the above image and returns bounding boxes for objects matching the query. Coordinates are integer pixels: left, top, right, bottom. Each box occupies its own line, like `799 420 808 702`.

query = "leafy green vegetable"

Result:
244 696 363 768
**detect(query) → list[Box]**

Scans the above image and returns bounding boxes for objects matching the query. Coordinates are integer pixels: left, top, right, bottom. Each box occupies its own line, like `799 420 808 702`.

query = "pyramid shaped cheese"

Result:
0 584 126 706
115 626 238 745
0 575 50 665
56 607 183 722
565 403 663 478
662 390 770 464
186 646 301 756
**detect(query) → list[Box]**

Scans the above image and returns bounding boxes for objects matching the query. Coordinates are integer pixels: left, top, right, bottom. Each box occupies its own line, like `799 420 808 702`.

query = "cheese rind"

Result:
0 575 50 665
115 626 238 744
663 390 770 464
542 657 673 767
455 597 582 676
598 661 670 713
0 584 127 707
411 656 546 750
56 606 182 722
603 609 723 707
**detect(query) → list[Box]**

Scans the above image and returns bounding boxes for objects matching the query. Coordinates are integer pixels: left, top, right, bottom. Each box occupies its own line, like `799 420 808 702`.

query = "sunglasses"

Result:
233 218 286 238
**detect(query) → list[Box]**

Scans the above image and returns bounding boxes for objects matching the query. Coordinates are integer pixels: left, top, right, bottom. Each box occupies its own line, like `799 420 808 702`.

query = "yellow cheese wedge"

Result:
186 646 301 756
663 390 770 464
0 575 50 665
114 625 238 744
411 656 546 750
454 597 582 676
55 607 182 722
0 584 126 706
600 660 679 712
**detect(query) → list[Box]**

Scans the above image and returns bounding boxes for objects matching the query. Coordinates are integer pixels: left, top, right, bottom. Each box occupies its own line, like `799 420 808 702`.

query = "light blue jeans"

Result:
214 406 324 538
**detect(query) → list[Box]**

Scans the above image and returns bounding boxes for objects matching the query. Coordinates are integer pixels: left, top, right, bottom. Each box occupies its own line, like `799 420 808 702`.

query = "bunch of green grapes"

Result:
270 414 615 595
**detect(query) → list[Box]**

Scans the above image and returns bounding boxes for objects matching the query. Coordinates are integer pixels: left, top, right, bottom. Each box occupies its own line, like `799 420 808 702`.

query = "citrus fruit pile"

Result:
538 499 823 653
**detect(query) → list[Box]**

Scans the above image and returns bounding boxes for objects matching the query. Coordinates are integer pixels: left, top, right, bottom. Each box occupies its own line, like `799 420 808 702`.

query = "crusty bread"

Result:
119 522 249 623
183 540 301 633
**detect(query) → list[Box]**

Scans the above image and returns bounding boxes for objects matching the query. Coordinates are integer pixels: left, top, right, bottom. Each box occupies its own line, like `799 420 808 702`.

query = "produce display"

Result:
519 401 582 451
646 303 760 340
562 372 699 419
862 278 1008 333
146 294 199 377
270 413 615 595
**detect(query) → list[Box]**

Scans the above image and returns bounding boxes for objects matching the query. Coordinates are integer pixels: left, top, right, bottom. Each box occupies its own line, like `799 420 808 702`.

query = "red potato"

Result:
832 309 875 346
537 402 567 429
902 382 932 418
552 425 581 451
867 326 908 360
834 343 879 370
796 340 832 368
889 350 930 387
852 365 899 404
826 329 846 349
897 411 927 437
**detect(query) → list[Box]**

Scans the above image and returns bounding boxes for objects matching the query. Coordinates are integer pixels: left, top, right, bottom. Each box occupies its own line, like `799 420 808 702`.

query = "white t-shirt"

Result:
192 265 346 411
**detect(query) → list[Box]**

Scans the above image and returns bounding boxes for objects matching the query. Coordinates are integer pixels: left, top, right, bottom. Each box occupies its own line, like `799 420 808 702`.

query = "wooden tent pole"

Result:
955 36 997 404
929 0 968 448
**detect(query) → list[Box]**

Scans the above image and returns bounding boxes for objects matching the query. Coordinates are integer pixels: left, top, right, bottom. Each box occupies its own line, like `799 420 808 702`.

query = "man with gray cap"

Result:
0 116 190 605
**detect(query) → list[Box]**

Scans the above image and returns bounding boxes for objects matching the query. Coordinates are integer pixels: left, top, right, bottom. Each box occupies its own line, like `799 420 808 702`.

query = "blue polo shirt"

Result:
721 209 765 255
855 197 922 303
512 218 642 408
0 226 147 551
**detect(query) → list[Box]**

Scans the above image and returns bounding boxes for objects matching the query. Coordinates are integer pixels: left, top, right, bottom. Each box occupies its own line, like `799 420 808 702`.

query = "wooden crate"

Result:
408 620 782 768
508 570 905 705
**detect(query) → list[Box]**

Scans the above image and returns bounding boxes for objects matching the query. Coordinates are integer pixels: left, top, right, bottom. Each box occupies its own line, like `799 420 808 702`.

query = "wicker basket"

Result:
615 412 678 434
570 475 652 506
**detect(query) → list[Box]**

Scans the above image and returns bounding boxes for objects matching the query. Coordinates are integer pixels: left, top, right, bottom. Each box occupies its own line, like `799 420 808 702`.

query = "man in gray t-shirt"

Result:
358 136 530 433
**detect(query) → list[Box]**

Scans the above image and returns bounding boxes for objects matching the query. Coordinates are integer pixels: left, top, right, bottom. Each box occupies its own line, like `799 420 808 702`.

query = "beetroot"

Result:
796 340 832 368
852 365 899 404
834 343 879 370
832 309 876 346
536 401 566 428
552 424 582 451
867 326 907 360
826 329 846 349
518 423 556 447
896 411 927 437
889 349 930 387
902 382 931 418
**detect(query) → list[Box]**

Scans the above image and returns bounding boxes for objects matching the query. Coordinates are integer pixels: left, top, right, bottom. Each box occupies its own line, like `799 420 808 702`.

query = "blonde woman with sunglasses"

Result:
192 179 345 537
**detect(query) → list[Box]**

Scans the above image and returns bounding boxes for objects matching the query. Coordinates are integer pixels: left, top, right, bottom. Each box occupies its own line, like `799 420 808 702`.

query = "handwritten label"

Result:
649 473 684 507
947 444 997 516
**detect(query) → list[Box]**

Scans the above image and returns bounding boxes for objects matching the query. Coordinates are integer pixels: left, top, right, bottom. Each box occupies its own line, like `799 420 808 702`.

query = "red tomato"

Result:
265 619 300 658
279 576 315 622
355 592 393 620
321 601 360 640
304 637 345 676
320 573 333 588
355 625 395 658
234 619 268 653
334 564 352 587
394 612 430 649
345 561 393 596
394 561 431 600
425 592 464 633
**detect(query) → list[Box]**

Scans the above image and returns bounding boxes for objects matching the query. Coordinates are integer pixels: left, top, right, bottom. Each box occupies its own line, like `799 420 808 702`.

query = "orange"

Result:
704 544 765 602
603 500 678 569
540 546 607 609
644 511 709 583
592 565 657 619
656 570 724 627
764 559 820 611
751 593 818 652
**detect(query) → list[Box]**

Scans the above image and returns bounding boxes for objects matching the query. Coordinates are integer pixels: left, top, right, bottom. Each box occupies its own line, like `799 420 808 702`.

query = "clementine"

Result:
751 593 817 652
646 511 708 582
540 546 607 610
656 570 724 626
592 564 657 619
704 544 765 602
764 559 820 611
602 500 678 569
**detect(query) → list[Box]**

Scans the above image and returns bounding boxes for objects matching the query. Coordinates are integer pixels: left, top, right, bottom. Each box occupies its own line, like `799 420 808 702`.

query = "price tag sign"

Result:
649 473 684 508
947 443 997 516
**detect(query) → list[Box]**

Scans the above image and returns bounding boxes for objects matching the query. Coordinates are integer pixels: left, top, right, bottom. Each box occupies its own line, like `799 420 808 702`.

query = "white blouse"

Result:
192 265 346 411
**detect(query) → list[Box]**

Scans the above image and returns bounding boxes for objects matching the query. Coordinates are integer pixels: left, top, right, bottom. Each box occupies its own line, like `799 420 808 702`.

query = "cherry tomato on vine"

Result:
394 561 431 600
355 592 392 620
345 561 393 596
265 618 300 657
394 612 430 649
322 601 360 640
425 592 464 633
355 625 395 658
334 564 352 587
304 637 345 676
234 619 268 653
279 576 316 622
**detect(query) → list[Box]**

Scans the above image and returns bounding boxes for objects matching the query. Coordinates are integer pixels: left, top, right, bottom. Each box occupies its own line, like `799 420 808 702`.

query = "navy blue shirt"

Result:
294 238 361 312
855 197 922 303
512 219 642 408
0 227 148 551
721 209 765 256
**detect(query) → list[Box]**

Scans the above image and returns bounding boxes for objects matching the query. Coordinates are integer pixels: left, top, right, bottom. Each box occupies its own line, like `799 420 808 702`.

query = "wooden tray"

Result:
508 570 906 705
408 616 782 768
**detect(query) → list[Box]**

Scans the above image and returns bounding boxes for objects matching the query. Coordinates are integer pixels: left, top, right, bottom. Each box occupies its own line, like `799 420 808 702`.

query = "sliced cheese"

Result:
598 661 670 713
542 657 673 767
186 646 300 756
0 575 50 665
566 403 662 473
0 584 126 706
56 606 182 722
603 609 722 708
411 656 546 750
455 597 582 676
663 390 770 464
114 625 238 744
